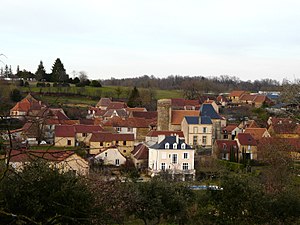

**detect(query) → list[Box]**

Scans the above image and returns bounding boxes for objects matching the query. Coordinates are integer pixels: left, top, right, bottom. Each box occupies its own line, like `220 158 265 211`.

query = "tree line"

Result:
102 75 282 93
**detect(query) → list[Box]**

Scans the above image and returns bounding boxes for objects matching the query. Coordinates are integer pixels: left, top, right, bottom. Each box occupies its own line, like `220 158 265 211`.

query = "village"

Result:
4 90 300 181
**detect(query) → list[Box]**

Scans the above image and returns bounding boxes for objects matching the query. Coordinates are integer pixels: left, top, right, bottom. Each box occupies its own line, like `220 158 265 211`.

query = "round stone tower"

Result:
157 99 172 131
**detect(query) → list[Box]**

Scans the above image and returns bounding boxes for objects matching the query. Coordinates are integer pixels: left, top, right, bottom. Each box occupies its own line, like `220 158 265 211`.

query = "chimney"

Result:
176 134 179 143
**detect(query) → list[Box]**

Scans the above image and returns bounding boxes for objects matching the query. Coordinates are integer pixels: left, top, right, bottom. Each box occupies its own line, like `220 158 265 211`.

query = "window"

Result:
67 140 71 146
181 143 186 149
202 136 207 145
193 136 197 146
248 145 251 150
172 154 178 164
116 127 121 132
82 133 87 137
115 159 120 166
173 143 177 149
123 141 127 146
193 127 198 133
116 140 119 145
182 163 189 170
104 152 108 157
100 142 104 146
123 150 126 153
161 163 166 171
183 152 188 159
165 143 170 149
203 127 207 133
127 127 132 132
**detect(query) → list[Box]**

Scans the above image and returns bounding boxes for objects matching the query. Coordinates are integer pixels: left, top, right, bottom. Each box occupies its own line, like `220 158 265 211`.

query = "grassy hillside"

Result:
19 82 183 107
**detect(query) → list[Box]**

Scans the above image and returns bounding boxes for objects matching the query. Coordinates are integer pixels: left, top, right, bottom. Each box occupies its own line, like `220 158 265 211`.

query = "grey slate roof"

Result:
185 116 212 125
150 136 192 150
200 104 222 119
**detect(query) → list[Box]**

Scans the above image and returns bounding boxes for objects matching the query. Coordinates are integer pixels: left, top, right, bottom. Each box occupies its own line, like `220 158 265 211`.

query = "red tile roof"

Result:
229 91 246 98
222 124 238 133
55 125 75 137
171 110 199 125
237 133 257 146
239 94 256 101
131 111 157 120
74 125 103 133
132 143 149 160
96 98 111 108
9 150 76 162
103 116 154 128
271 123 300 134
90 132 134 142
107 102 128 110
244 128 269 140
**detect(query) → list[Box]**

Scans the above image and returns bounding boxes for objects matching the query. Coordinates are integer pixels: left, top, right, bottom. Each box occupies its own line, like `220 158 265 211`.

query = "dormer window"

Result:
181 143 186 149
165 143 170 149
173 143 177 149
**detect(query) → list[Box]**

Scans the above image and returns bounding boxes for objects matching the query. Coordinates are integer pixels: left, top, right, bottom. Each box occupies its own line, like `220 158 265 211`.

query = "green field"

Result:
19 82 183 107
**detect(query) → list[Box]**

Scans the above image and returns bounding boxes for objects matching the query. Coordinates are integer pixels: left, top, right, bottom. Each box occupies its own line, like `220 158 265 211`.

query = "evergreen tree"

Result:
0 67 3 76
35 61 46 81
4 65 9 78
51 58 68 82
16 65 20 74
127 86 142 107
9 65 13 77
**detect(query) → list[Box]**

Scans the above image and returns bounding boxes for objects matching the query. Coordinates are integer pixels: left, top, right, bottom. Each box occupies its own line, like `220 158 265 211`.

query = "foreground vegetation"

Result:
0 158 299 225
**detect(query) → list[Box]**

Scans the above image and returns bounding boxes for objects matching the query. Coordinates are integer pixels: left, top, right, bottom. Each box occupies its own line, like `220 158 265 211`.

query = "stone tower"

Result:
157 99 172 131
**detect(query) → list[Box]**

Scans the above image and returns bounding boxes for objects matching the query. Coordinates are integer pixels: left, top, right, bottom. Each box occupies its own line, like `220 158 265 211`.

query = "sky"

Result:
1 0 300 82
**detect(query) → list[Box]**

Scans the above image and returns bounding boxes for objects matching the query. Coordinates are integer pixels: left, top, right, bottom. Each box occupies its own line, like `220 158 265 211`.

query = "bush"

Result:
24 81 29 87
90 80 102 87
10 89 22 102
36 82 46 87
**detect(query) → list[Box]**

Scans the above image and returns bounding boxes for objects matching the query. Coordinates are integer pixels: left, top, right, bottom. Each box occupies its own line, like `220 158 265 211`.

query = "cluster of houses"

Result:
3 91 300 180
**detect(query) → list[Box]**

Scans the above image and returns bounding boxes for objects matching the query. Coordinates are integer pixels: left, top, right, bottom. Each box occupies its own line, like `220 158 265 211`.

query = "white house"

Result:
94 147 127 166
148 135 195 181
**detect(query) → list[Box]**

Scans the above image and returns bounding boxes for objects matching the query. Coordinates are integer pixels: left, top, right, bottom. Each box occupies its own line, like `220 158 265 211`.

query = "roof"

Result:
74 125 103 133
55 125 75 137
199 104 222 119
244 128 268 140
150 136 192 149
45 119 79 125
269 117 294 125
126 107 147 113
217 95 228 102
90 132 134 142
184 116 212 125
107 102 128 110
222 124 238 133
239 94 256 101
171 110 199 125
270 123 300 134
131 111 157 120
215 140 238 153
253 95 272 104
228 91 246 98
9 150 76 163
237 133 257 146
10 94 44 113
132 143 149 160
171 98 200 109
146 130 184 137
96 98 111 108
103 109 128 118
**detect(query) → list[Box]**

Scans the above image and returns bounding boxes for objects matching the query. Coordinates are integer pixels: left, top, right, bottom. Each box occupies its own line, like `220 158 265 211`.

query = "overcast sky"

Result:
1 0 300 81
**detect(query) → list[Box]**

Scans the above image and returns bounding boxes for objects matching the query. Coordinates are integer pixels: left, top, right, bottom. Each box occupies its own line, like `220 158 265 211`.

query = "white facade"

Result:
95 148 126 166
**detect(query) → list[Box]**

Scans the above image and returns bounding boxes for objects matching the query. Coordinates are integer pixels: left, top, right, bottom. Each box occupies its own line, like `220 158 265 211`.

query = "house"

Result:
102 116 154 142
94 147 127 166
252 95 273 108
217 95 229 107
74 124 103 145
181 116 213 148
213 140 239 161
54 125 76 147
129 111 157 120
171 98 201 110
267 117 294 126
89 132 134 155
221 124 242 140
228 91 247 103
244 128 271 141
200 104 226 140
8 150 89 176
96 98 112 110
236 133 258 160
170 110 199 131
148 135 195 181
131 143 149 169
268 123 300 138
10 93 46 119
203 101 219 113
